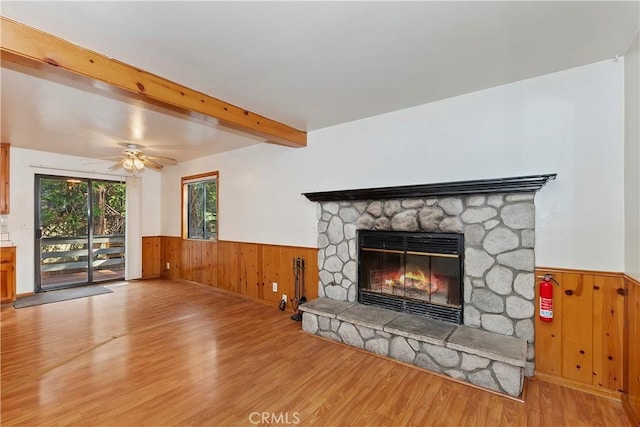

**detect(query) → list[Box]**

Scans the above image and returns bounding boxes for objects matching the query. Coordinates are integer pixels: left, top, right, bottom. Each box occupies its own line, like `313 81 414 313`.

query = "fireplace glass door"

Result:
357 231 464 324
359 249 460 307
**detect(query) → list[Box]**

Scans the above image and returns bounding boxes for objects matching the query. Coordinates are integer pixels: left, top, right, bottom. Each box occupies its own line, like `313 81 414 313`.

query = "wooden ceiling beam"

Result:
0 17 306 148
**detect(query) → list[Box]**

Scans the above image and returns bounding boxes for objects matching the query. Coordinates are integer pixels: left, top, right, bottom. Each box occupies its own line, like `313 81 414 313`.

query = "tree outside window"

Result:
182 172 218 241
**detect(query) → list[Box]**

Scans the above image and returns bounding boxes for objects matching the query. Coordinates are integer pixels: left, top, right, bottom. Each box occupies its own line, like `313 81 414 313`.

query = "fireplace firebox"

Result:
358 231 464 324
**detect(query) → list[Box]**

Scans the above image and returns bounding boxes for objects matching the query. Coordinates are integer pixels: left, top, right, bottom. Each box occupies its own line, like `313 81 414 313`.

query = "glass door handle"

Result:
36 228 43 239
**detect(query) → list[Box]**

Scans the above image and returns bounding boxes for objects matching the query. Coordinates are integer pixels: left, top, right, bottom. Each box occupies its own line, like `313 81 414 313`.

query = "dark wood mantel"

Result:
302 174 557 202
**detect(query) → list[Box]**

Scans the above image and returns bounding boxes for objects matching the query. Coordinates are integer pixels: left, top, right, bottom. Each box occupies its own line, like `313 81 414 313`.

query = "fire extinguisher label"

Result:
540 298 553 319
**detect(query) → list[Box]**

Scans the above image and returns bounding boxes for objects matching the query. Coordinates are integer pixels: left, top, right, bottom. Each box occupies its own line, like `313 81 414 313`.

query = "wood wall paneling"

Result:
158 237 318 312
203 242 217 287
150 233 317 315
181 240 192 282
141 236 161 279
624 275 640 424
239 243 260 298
560 273 593 384
160 236 181 280
267 245 320 309
302 247 319 301
279 246 296 305
260 244 282 305
591 275 624 392
535 268 628 401
192 241 202 284
217 241 239 293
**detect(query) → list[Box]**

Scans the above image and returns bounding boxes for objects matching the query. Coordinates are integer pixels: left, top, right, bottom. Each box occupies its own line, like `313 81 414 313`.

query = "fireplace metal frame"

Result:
357 230 464 324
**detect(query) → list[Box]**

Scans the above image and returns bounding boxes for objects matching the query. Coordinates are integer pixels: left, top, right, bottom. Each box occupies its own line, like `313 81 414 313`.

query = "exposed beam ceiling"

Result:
0 2 638 164
0 17 306 148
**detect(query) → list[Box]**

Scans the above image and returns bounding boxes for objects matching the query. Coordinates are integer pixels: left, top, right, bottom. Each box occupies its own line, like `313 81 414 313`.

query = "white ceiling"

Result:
1 1 639 163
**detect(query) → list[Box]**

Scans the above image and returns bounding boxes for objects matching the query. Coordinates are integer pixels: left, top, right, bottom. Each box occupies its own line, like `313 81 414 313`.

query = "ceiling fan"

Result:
104 143 177 173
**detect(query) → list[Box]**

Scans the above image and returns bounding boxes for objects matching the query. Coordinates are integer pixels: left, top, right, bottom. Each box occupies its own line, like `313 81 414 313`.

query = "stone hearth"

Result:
300 298 527 397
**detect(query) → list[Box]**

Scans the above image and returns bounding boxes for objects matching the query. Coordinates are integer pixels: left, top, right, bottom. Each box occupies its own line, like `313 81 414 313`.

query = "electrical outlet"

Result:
282 293 287 302
166 262 170 270
272 282 278 292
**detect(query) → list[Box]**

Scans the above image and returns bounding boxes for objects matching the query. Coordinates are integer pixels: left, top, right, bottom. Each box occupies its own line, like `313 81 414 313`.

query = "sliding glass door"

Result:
35 175 126 292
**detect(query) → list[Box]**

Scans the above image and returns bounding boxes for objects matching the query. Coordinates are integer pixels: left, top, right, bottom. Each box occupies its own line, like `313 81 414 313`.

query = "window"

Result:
182 171 218 240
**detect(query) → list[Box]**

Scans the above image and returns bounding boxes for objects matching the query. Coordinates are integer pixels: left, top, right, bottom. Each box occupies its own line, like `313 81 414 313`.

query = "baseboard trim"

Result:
534 371 622 401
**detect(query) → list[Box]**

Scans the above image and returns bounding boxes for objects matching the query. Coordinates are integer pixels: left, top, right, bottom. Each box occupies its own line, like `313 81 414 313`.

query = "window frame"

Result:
181 171 219 241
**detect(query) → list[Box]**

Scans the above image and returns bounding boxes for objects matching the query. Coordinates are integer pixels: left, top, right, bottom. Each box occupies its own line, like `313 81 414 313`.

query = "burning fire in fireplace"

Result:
358 231 463 323
373 265 449 303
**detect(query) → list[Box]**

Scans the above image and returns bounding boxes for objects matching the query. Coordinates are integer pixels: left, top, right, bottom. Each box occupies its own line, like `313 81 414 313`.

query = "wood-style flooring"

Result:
0 279 632 426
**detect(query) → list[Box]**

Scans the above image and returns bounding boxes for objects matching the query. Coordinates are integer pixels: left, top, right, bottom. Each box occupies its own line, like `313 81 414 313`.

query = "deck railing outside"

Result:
41 234 125 281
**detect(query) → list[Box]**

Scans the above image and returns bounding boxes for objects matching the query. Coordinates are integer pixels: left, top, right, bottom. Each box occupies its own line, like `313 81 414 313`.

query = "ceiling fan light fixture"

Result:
106 142 176 173
123 157 134 172
133 158 145 172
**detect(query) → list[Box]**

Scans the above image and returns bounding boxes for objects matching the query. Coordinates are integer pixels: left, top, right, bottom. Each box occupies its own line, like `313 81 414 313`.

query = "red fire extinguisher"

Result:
539 274 560 322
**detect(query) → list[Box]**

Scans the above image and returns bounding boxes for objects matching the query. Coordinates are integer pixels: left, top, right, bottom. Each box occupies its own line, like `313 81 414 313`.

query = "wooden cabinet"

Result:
0 143 9 214
1 246 16 303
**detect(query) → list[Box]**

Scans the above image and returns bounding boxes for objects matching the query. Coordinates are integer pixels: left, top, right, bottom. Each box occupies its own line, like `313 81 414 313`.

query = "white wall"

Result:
140 171 161 236
625 31 640 281
161 60 625 272
8 147 162 294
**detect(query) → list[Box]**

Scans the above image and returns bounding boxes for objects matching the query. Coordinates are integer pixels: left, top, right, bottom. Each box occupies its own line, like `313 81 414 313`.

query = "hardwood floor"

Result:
0 279 632 426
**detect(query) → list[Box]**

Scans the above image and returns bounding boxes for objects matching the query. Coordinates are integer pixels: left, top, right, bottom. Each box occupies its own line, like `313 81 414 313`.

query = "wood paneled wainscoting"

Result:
150 236 318 312
534 267 639 412
141 236 161 279
624 274 640 425
160 237 218 286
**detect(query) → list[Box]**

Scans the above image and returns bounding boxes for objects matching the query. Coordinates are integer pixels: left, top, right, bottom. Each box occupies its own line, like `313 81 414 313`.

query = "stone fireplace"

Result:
301 175 556 395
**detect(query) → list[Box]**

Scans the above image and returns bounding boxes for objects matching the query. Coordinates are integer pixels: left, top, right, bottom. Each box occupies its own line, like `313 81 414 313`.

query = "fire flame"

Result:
398 267 439 294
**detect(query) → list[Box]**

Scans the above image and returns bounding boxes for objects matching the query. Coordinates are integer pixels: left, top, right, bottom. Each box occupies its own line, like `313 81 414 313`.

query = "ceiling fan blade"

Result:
109 159 126 171
144 159 164 170
83 160 117 165
144 155 177 165
96 156 125 161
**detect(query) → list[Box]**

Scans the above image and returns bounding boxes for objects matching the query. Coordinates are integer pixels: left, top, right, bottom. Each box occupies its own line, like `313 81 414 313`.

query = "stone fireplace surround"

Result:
300 175 555 397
